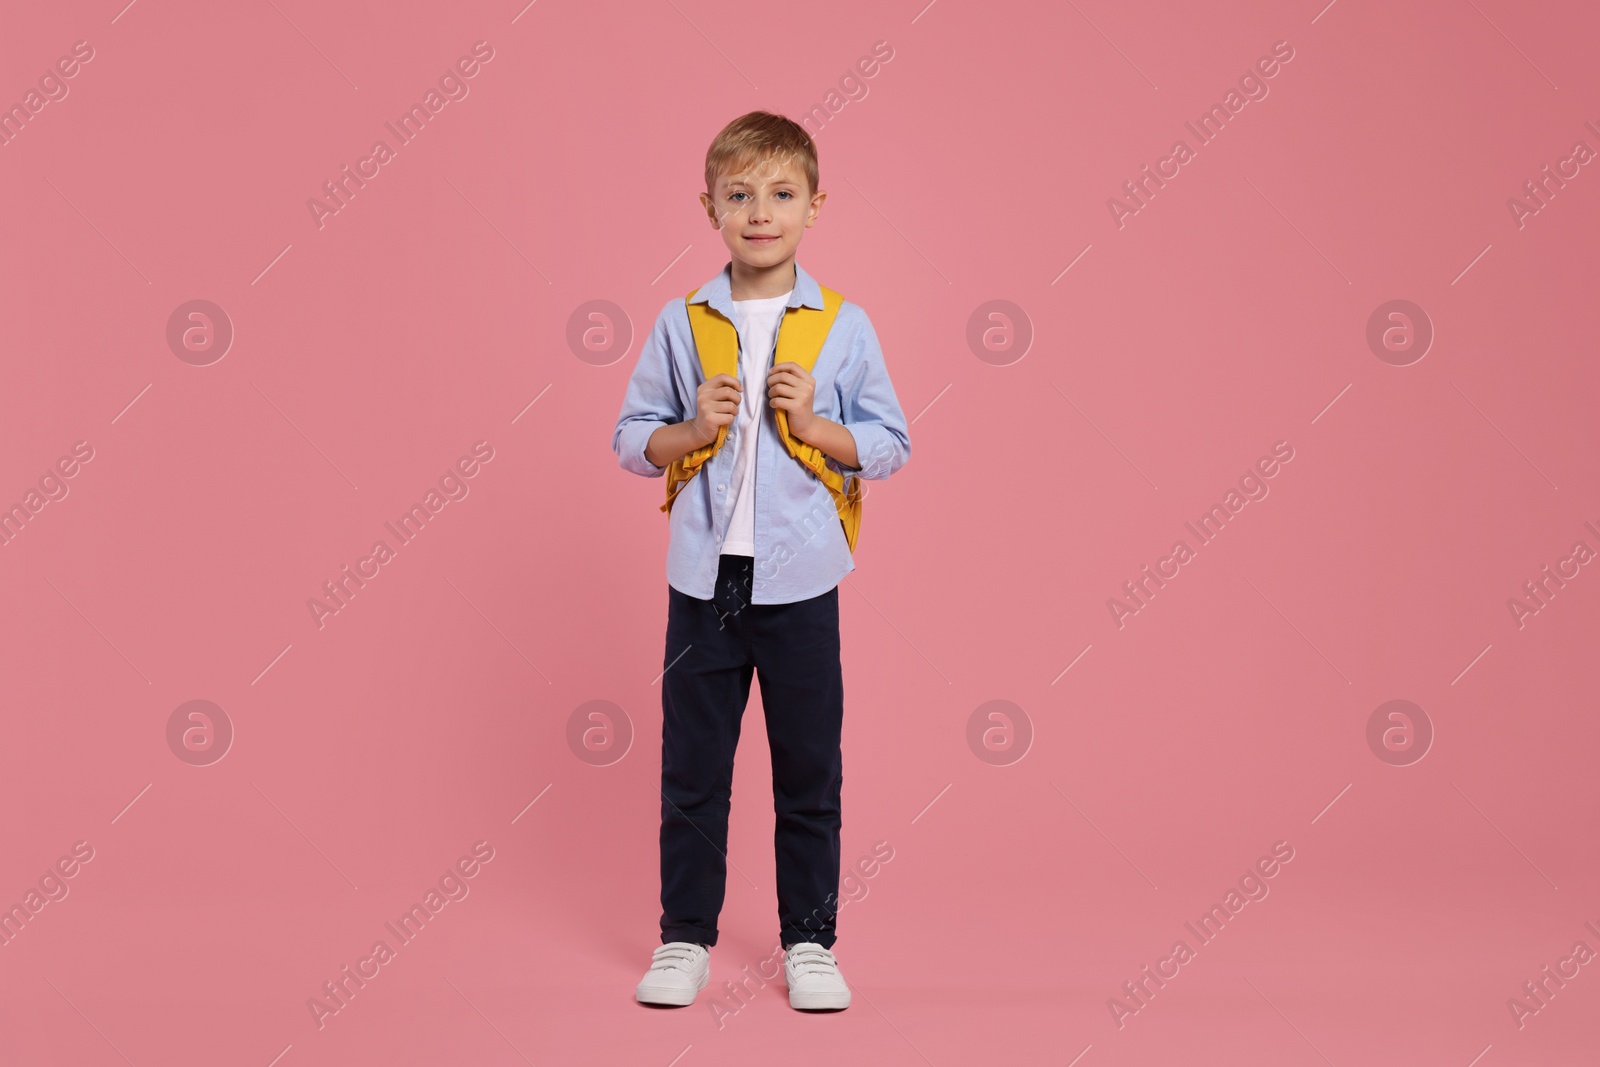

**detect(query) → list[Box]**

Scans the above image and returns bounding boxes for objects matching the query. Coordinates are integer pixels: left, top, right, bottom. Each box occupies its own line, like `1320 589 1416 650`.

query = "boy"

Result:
612 111 911 1012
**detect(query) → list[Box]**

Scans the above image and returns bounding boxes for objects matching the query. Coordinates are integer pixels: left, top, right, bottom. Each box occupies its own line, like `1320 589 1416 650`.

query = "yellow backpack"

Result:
660 283 863 552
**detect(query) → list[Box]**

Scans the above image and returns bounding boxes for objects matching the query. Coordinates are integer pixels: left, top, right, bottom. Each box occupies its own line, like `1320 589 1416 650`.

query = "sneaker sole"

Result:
636 971 709 1006
788 988 851 1010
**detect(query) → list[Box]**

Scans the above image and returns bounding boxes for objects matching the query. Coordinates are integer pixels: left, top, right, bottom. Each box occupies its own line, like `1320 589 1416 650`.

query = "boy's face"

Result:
699 152 825 272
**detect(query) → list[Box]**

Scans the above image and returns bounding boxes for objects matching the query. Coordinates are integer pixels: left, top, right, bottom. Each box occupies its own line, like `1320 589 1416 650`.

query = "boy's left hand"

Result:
767 362 818 439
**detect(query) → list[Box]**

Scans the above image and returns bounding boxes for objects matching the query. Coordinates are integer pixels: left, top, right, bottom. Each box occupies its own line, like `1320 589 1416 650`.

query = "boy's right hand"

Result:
691 373 743 442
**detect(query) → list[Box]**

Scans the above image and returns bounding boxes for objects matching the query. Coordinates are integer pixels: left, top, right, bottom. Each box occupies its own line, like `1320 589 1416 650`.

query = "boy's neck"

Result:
728 256 796 301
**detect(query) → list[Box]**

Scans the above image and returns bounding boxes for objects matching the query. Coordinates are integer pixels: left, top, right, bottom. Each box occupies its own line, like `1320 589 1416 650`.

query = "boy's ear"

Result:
700 191 725 228
807 189 827 225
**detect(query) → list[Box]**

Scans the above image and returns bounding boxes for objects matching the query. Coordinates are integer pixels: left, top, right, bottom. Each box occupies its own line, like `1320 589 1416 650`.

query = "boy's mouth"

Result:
744 235 779 243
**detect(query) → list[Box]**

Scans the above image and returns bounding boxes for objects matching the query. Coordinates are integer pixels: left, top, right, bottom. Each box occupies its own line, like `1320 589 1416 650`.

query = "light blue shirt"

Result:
612 260 912 604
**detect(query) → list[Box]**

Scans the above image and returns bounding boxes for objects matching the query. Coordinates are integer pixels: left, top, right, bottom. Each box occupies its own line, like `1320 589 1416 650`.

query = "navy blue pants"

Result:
658 553 844 950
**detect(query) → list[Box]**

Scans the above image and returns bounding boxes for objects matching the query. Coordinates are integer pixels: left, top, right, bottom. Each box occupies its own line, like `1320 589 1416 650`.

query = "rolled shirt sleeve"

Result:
612 303 683 478
831 309 911 481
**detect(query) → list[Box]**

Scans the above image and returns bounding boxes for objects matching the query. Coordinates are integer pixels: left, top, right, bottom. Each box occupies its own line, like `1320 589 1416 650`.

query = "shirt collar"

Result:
687 259 824 319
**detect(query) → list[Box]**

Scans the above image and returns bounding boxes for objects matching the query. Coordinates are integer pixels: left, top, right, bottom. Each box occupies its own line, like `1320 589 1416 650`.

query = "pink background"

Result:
3 0 1599 1064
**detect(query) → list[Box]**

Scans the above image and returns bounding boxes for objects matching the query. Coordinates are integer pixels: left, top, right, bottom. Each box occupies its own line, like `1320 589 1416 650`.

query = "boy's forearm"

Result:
644 419 717 469
642 414 864 472
792 416 859 470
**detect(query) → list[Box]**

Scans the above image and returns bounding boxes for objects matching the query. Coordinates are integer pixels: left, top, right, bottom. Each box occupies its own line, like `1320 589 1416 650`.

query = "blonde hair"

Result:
704 111 818 197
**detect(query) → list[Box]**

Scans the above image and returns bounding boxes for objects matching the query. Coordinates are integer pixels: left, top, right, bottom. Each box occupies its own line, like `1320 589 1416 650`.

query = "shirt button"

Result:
717 483 725 491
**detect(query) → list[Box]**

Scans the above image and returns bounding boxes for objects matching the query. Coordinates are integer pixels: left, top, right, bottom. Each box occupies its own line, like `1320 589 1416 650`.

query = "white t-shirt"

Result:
720 290 792 557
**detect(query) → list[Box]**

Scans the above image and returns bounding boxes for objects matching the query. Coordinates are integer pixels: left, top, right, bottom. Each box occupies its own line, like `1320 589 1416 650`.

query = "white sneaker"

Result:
635 942 711 1006
784 942 851 1010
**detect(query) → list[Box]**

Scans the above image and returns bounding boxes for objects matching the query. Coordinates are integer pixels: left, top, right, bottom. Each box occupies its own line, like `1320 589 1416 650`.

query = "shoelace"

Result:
650 943 704 973
786 945 839 979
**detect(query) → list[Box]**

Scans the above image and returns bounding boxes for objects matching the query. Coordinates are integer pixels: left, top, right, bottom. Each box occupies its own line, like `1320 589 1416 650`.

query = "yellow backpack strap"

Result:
661 289 740 513
773 285 863 553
